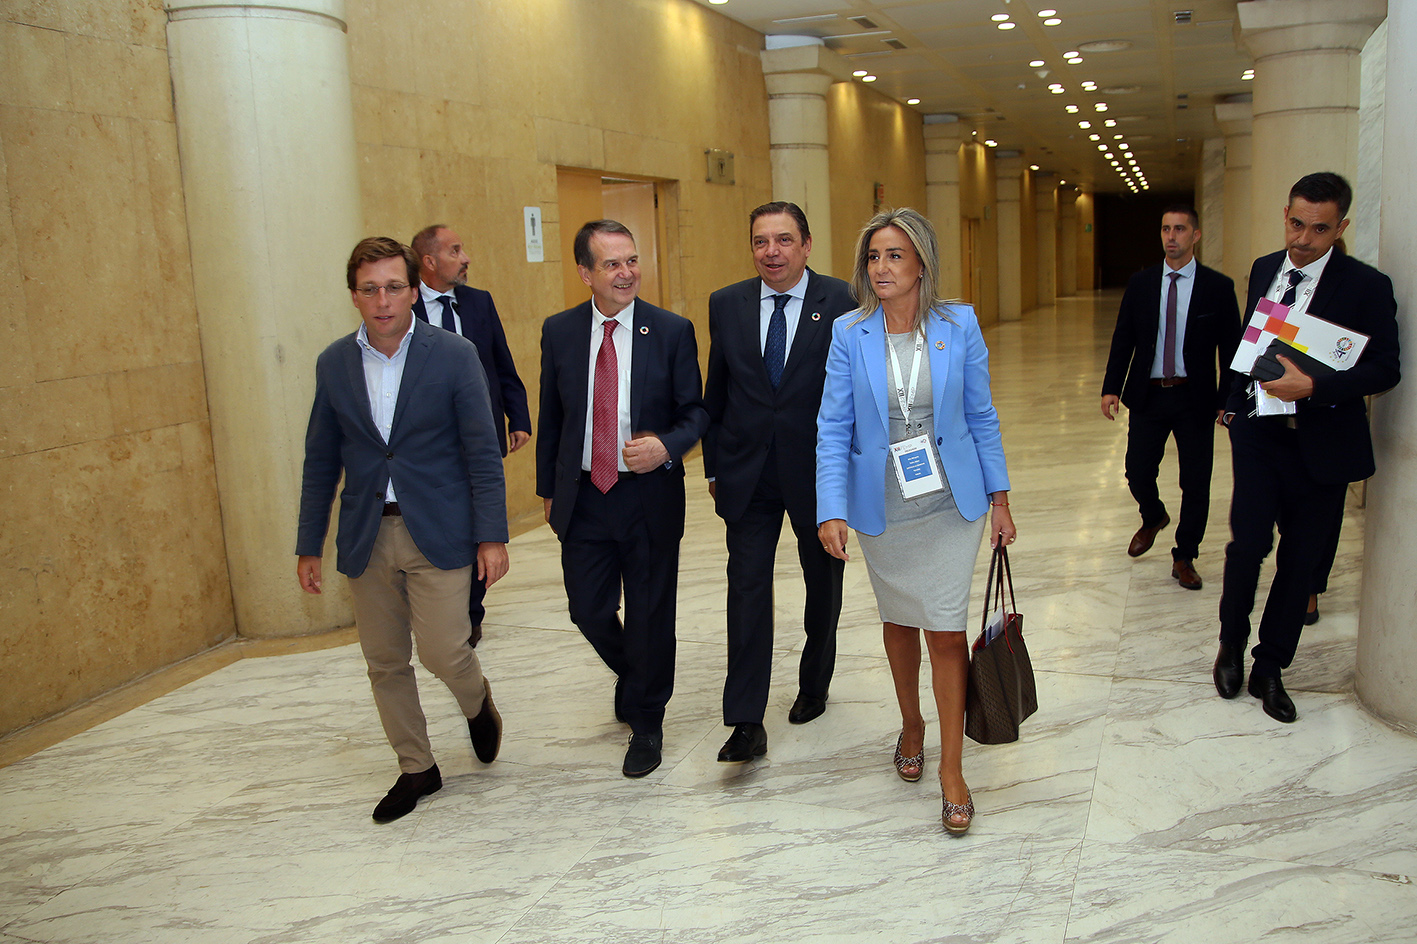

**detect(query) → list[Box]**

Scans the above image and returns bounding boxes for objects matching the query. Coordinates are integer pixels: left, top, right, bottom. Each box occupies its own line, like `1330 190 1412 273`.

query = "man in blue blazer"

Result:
1215 173 1400 722
411 224 531 646
703 202 856 763
1101 205 1241 590
536 220 708 778
297 237 509 822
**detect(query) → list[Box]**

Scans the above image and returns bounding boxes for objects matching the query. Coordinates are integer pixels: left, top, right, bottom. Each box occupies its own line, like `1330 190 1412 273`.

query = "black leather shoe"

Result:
788 693 826 725
1213 643 1243 699
372 764 442 823
717 723 768 763
622 733 663 778
1128 513 1171 557
467 683 502 764
1249 672 1297 723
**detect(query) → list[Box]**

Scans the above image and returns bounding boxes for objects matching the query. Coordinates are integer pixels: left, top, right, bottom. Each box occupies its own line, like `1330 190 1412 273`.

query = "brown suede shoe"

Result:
1128 513 1170 557
1171 558 1202 590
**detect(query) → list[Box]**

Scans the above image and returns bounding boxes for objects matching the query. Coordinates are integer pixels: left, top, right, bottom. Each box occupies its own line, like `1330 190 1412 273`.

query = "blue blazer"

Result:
296 318 509 578
413 284 531 457
816 304 1010 536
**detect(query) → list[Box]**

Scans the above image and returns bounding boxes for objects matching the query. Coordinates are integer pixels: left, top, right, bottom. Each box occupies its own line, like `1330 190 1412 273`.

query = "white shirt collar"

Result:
760 269 809 301
1164 257 1197 280
356 318 416 357
591 297 635 327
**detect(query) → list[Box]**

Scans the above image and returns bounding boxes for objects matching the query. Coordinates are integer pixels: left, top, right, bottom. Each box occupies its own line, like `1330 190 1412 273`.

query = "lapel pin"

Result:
639 326 649 335
811 312 821 321
935 340 946 350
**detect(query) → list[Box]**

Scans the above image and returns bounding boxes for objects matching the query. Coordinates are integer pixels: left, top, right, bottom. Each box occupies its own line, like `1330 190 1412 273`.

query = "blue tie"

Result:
1280 269 1303 307
765 294 789 389
438 295 457 332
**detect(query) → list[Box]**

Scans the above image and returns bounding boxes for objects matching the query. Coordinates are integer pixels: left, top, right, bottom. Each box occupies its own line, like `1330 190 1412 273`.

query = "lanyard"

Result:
886 330 926 427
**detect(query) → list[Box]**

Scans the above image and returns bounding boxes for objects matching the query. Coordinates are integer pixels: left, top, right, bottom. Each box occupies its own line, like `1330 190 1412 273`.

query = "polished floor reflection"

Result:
3 292 1415 943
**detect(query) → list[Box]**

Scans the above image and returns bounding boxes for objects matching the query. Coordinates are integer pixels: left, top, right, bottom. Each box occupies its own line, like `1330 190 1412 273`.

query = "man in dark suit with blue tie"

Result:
703 202 856 763
297 237 508 822
1214 172 1400 722
411 224 531 648
537 220 708 778
1101 205 1241 590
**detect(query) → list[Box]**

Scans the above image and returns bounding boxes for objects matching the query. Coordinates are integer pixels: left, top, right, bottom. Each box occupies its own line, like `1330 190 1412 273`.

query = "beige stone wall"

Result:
0 1 236 734
344 0 774 518
825 81 926 284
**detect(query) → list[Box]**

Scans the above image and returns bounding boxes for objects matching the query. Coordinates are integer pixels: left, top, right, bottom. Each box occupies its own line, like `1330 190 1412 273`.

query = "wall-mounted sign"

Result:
706 149 735 184
524 207 544 263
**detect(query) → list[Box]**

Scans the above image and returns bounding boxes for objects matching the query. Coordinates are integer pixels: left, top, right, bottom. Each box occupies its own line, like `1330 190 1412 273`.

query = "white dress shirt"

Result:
419 282 463 335
356 319 416 502
1263 247 1334 320
758 269 809 354
581 298 634 473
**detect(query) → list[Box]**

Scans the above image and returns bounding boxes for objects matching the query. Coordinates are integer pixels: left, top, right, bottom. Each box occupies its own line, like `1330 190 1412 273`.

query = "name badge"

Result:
890 434 945 500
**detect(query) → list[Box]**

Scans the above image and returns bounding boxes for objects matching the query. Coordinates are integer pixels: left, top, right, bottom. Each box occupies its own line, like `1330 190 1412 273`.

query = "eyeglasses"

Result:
355 282 410 298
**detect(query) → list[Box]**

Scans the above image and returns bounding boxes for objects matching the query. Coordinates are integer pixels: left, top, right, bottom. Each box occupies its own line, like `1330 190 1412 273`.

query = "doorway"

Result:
556 168 666 310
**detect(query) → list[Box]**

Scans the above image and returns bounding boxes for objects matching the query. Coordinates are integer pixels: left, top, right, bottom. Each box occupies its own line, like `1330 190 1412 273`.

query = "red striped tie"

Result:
591 320 619 493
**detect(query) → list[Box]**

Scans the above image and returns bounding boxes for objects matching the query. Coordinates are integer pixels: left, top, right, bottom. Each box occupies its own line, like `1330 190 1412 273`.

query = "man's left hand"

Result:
1259 355 1315 402
507 430 531 453
477 542 509 587
623 435 669 473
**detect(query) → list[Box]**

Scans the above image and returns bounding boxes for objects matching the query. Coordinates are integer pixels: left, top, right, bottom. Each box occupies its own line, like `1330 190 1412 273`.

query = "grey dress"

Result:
855 331 986 632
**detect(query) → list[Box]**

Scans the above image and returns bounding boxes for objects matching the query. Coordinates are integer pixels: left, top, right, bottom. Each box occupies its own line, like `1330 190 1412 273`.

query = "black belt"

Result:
1150 377 1188 387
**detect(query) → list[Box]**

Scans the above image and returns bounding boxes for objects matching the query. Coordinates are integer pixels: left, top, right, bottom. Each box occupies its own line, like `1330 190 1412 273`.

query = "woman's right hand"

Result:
818 519 850 561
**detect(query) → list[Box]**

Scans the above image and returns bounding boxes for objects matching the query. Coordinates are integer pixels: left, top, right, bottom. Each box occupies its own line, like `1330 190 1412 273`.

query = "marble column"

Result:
1197 137 1226 270
1034 175 1057 305
1357 0 1417 735
1215 101 1253 300
1237 0 1385 267
994 155 1024 322
760 39 852 276
924 119 964 299
166 0 362 636
1057 187 1078 297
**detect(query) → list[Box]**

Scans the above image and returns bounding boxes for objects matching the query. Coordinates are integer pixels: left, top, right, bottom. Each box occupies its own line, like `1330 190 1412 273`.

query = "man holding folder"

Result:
1214 172 1401 722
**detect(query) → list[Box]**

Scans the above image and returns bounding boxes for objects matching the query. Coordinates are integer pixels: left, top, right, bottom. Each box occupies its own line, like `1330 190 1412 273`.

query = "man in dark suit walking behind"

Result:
297 237 508 823
703 202 856 763
1101 205 1241 590
410 224 531 647
1214 172 1400 723
537 220 708 778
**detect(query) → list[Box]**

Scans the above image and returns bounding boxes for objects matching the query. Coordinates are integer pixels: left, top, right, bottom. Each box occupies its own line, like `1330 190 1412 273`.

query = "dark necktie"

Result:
438 295 457 333
591 320 619 494
765 294 789 389
1162 272 1180 380
1279 269 1304 307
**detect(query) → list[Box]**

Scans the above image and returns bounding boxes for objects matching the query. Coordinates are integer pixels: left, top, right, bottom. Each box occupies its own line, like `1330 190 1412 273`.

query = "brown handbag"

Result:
965 543 1037 744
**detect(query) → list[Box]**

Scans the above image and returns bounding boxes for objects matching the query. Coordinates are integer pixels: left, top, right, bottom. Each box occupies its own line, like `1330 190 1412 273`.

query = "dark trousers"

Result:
561 475 679 737
1125 386 1216 560
721 465 844 725
1219 414 1346 677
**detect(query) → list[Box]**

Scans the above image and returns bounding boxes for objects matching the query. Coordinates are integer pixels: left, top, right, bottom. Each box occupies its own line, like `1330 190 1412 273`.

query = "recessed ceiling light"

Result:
1103 151 1113 158
853 70 868 77
1078 121 1091 129
1059 179 1066 185
1088 133 1100 140
1113 134 1123 140
709 0 728 4
1048 83 1063 89
1094 102 1108 112
1081 82 1097 90
998 21 1016 29
1078 39 1134 53
1050 86 1064 94
907 98 920 105
1030 164 1040 170
1123 150 1133 157
1066 105 1079 113
1242 72 1254 81
863 75 877 82
1044 18 1061 26
1064 51 1079 58
1038 9 1057 16
991 13 1011 22
985 139 998 147
1029 59 1046 68
1104 119 1117 127
1096 144 1107 151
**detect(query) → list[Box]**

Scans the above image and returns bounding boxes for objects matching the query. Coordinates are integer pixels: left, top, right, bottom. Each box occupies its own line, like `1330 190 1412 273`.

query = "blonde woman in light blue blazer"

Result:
816 208 1014 836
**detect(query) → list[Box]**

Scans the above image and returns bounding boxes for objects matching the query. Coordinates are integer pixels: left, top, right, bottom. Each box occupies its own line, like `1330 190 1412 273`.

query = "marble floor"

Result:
3 292 1416 943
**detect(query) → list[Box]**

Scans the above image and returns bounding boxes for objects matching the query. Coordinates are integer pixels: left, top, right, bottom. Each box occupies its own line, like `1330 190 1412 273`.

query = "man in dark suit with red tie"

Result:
703 202 856 763
410 224 531 646
1214 172 1400 722
536 220 708 778
1101 205 1241 590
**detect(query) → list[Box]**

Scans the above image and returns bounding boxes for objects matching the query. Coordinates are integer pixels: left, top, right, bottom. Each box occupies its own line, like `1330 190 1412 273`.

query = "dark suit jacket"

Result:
535 299 709 539
296 319 509 578
1226 249 1401 484
414 285 531 456
702 269 856 524
1102 261 1241 412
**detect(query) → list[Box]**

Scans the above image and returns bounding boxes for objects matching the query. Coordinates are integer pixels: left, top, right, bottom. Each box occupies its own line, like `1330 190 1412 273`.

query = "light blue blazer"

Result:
815 304 1009 536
